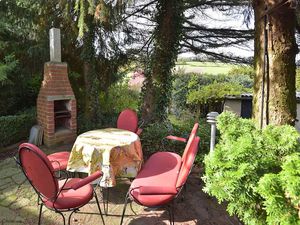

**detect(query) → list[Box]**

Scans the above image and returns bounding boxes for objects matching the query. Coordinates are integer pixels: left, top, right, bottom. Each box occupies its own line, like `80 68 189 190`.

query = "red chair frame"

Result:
120 123 200 225
117 108 143 135
47 151 70 172
16 143 105 225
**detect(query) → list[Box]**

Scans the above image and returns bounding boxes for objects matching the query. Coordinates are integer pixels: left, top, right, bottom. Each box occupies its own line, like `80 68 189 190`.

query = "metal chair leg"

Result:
167 204 175 225
129 201 137 215
94 190 106 225
57 211 66 225
120 192 130 225
68 210 76 225
38 203 43 225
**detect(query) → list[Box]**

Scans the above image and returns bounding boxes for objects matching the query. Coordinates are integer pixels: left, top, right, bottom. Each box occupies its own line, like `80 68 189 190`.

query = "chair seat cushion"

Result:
130 152 181 207
44 178 93 210
48 151 70 171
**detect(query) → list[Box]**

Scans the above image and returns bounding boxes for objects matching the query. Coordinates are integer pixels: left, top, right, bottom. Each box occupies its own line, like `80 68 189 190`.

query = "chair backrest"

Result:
181 123 199 162
176 136 200 188
117 109 139 133
18 143 58 200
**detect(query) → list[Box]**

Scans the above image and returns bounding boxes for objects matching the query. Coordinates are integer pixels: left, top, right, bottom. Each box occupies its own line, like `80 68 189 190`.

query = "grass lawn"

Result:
176 61 233 74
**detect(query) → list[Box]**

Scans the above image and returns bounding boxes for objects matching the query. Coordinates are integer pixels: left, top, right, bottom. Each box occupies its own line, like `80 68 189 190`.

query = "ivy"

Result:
141 0 184 124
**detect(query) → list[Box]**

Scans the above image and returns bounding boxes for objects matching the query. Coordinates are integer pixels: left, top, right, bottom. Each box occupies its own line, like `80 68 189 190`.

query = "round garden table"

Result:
67 128 143 187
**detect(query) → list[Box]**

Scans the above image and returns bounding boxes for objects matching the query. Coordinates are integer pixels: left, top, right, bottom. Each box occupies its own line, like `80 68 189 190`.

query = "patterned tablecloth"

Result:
67 128 143 187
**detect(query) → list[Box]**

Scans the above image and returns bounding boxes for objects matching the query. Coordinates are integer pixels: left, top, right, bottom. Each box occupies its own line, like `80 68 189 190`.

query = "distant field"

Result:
175 61 233 74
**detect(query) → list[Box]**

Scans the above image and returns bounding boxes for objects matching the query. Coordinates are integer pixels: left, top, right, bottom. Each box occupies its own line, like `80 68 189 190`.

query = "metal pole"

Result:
207 112 219 152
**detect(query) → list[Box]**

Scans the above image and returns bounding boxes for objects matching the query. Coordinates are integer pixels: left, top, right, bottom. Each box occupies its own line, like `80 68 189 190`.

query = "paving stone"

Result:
0 178 12 191
0 205 23 223
12 173 26 185
0 158 15 168
1 186 18 198
0 167 19 180
19 205 39 220
10 198 30 210
0 194 17 207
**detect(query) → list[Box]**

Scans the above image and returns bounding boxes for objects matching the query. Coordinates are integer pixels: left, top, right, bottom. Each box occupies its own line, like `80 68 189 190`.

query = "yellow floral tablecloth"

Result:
67 128 143 187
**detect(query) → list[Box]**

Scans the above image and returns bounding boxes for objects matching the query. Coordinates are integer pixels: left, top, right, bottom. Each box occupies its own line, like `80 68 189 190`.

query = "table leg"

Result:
101 187 110 215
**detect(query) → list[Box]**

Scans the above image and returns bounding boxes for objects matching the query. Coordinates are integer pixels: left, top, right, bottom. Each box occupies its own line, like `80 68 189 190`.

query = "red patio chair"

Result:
47 151 70 172
165 122 199 144
16 143 105 225
117 109 143 135
120 125 200 225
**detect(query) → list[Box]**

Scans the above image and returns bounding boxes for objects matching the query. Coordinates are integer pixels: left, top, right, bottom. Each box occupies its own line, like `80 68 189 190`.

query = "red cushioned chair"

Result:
117 109 143 135
47 151 70 172
165 122 199 144
16 143 105 225
120 124 200 225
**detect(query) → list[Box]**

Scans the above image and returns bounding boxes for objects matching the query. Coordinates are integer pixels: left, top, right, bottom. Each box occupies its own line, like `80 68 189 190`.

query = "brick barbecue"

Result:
37 62 77 146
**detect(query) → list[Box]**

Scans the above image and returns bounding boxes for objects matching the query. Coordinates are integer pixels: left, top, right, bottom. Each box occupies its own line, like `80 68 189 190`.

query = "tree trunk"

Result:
252 0 298 127
82 16 102 126
141 0 183 124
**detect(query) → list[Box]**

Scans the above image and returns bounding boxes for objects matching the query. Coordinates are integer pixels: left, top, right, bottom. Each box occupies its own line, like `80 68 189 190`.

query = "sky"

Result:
179 7 255 59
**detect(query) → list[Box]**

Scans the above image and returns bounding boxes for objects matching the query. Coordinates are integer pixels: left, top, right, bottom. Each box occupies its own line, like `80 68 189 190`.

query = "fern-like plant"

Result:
202 112 300 225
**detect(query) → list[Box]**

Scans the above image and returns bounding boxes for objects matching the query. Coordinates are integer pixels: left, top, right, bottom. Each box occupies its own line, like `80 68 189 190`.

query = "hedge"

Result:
0 109 36 147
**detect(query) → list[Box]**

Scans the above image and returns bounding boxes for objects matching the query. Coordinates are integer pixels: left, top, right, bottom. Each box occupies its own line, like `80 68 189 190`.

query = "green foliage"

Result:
141 121 174 156
228 65 255 78
0 54 18 85
203 112 300 225
296 68 300 91
171 71 253 117
77 82 139 133
187 82 250 105
257 154 300 225
100 83 139 114
141 0 184 124
0 54 41 116
0 108 36 147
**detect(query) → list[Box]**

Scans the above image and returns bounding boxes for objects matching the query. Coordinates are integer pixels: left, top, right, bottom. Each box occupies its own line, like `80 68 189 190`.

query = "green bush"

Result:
296 68 300 91
0 55 41 116
0 108 36 147
187 82 250 105
99 83 139 114
228 65 255 78
76 82 140 133
202 112 300 225
171 71 253 117
257 153 300 225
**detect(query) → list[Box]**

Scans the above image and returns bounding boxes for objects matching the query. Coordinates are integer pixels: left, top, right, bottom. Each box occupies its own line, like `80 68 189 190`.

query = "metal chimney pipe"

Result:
207 112 219 152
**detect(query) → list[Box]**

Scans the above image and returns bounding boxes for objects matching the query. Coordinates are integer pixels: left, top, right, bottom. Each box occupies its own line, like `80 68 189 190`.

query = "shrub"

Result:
76 82 140 133
171 71 253 117
296 68 300 91
187 82 250 105
257 153 300 225
202 112 300 225
0 55 41 116
228 65 255 78
99 83 139 114
0 108 36 147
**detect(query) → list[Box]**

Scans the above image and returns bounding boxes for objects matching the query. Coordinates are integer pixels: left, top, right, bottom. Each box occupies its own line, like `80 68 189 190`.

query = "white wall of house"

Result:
223 98 300 132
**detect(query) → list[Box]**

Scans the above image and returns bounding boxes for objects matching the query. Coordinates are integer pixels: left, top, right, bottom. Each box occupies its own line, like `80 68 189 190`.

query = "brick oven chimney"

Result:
37 28 77 147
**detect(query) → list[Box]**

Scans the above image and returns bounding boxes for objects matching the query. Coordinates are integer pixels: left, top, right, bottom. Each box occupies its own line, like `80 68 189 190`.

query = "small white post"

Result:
49 28 61 62
207 112 219 152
